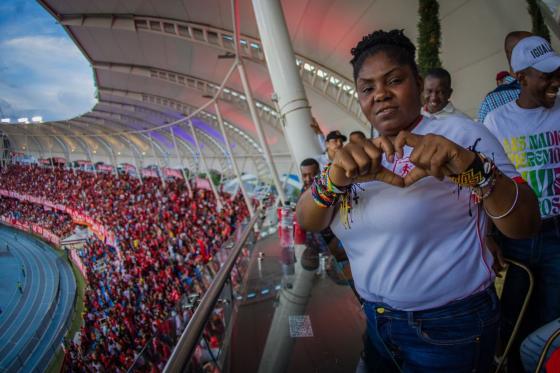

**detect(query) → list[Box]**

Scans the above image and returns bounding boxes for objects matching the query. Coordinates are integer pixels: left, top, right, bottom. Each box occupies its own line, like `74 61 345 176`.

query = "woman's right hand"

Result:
328 136 404 188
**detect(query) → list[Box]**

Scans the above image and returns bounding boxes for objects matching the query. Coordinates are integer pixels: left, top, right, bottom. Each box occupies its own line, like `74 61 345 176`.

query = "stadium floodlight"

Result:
1 118 10 123
31 116 43 123
17 117 29 124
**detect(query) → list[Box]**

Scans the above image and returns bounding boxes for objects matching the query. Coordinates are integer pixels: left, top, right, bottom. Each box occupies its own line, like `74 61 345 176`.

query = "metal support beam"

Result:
170 126 192 195
148 132 165 187
215 102 254 217
188 119 222 209
234 47 286 204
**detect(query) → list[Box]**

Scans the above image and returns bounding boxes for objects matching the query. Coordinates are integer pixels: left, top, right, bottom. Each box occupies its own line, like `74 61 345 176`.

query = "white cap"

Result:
511 36 560 73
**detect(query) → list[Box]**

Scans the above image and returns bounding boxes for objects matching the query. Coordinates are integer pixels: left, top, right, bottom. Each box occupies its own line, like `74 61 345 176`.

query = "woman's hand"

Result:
328 136 404 188
393 131 476 186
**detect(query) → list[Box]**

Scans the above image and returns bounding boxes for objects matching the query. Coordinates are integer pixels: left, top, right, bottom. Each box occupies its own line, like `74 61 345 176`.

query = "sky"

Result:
0 0 96 122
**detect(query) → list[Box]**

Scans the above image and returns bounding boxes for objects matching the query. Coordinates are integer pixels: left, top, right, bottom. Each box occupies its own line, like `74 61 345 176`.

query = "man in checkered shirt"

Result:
478 31 531 123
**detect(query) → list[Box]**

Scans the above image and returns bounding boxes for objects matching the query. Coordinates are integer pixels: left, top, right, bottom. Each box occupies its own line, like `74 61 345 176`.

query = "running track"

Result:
0 225 76 372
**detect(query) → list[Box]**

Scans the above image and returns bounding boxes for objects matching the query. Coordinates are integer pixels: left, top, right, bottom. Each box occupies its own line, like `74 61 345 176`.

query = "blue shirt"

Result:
478 76 520 123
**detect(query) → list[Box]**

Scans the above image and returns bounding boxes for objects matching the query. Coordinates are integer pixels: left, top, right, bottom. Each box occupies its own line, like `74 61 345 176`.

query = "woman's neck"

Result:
386 115 423 140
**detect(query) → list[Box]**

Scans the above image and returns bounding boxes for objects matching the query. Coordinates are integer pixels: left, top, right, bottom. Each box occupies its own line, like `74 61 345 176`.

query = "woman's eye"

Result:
361 86 373 94
389 78 401 85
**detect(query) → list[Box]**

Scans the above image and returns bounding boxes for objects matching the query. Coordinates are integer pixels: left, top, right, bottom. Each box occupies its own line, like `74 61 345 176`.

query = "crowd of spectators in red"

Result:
0 197 76 238
0 165 250 372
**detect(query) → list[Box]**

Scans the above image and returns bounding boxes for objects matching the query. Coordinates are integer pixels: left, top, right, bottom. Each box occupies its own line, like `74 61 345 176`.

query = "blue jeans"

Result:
499 218 560 370
363 287 500 372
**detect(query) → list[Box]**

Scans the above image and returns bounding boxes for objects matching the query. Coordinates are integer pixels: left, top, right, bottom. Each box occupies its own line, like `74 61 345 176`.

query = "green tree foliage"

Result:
527 0 551 42
199 170 222 186
417 0 442 76
208 169 222 186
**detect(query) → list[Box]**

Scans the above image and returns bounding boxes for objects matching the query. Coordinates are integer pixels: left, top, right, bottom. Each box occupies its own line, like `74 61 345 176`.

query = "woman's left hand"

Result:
393 131 476 187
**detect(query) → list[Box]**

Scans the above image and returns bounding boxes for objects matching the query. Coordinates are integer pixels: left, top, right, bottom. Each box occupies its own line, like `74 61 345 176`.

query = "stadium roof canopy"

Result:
2 0 558 180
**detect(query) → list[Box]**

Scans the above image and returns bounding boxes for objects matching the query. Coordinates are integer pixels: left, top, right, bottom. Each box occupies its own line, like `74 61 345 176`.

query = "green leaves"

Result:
527 0 551 42
417 0 442 76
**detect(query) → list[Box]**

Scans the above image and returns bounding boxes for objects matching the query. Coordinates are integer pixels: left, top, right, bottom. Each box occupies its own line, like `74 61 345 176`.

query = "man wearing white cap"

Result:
484 35 560 370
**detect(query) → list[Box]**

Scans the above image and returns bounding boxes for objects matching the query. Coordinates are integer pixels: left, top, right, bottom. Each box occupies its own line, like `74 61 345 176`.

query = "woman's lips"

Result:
376 107 398 119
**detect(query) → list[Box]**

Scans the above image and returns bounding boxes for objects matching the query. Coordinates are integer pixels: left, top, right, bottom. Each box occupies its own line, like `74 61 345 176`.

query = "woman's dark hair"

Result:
350 29 419 81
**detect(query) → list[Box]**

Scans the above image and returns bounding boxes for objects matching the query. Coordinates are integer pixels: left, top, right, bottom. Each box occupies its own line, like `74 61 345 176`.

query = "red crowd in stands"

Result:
0 197 76 238
0 165 250 372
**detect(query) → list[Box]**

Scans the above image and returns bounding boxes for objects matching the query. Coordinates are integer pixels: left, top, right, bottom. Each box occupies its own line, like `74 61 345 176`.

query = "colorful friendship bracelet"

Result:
311 163 344 208
310 163 361 229
448 151 495 188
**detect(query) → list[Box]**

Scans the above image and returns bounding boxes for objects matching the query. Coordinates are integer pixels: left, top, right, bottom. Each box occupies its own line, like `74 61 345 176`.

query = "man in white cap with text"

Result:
483 35 560 371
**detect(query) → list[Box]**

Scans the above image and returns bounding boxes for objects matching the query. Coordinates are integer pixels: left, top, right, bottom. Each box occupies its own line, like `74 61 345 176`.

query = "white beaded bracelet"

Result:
484 178 519 220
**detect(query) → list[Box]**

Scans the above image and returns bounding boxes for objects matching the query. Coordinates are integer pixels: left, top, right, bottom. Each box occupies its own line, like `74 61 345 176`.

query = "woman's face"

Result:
355 52 422 137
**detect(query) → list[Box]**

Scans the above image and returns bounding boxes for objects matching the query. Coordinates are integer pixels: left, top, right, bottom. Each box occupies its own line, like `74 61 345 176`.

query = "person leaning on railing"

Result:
296 29 540 372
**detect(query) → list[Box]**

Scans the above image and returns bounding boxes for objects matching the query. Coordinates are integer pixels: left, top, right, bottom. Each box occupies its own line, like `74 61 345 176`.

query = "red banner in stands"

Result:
121 163 136 172
0 217 61 246
163 168 183 179
96 164 114 172
0 188 116 249
195 177 211 190
69 250 87 278
141 168 158 178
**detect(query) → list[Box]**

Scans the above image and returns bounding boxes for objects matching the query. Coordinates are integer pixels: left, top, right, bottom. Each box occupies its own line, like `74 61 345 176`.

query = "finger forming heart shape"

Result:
329 136 404 188
328 130 475 189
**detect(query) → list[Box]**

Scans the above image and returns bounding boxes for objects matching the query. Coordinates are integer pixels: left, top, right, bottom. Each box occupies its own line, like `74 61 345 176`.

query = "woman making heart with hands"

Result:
296 30 540 373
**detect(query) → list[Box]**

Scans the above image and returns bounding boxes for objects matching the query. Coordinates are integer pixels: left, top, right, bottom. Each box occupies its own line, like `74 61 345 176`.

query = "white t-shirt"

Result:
330 116 520 311
421 102 471 120
484 99 560 219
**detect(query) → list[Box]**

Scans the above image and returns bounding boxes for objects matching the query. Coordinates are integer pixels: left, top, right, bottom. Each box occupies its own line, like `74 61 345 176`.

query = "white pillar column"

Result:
250 0 322 165
188 120 223 209
214 103 254 217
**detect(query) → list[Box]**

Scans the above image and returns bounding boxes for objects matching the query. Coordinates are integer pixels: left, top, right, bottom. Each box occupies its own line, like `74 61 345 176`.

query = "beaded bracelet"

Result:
310 163 348 208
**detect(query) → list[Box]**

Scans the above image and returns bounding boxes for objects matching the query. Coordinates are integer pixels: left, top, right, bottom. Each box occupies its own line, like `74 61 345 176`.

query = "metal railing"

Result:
163 213 260 372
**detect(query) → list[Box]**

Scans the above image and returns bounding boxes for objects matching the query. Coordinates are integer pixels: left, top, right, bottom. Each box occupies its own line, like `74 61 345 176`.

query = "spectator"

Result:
318 130 346 168
421 67 470 119
299 158 320 191
310 116 327 152
297 29 540 372
520 318 560 372
478 31 532 123
496 70 511 86
483 35 560 371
